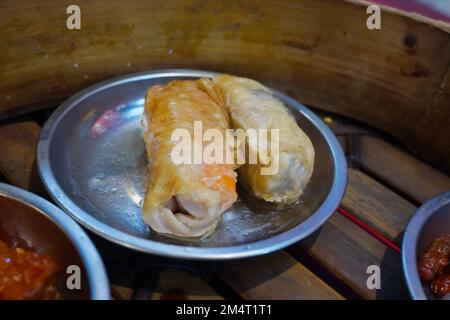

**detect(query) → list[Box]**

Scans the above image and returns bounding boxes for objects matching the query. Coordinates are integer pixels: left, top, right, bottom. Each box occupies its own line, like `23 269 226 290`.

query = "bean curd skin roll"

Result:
213 75 315 203
142 79 237 238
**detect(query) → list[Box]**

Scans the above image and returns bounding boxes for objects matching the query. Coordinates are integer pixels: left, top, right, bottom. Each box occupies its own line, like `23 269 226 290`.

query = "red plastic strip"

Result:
337 207 402 254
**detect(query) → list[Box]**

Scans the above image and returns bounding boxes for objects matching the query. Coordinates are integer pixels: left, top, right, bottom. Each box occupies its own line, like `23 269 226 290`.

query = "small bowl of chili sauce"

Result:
0 183 110 300
403 191 450 300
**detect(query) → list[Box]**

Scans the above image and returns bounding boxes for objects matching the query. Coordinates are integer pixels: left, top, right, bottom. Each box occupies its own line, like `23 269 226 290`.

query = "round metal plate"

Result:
37 69 347 260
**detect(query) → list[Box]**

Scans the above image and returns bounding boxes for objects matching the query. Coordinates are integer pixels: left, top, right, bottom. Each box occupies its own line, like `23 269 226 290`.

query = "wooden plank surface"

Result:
359 135 450 204
298 115 415 298
303 113 450 299
410 66 450 174
217 251 344 300
112 269 225 300
342 168 416 243
295 212 409 299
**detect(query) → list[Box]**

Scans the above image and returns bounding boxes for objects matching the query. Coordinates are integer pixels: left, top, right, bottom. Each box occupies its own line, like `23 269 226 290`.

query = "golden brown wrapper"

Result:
213 74 315 203
142 79 237 238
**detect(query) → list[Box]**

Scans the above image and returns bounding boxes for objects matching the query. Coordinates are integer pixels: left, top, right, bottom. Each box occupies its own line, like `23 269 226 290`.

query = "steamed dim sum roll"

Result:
213 75 315 203
142 79 237 238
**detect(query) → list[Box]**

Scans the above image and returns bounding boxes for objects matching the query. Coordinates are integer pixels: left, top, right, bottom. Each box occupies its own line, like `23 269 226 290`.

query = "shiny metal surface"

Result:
38 69 347 260
402 191 450 300
0 183 110 299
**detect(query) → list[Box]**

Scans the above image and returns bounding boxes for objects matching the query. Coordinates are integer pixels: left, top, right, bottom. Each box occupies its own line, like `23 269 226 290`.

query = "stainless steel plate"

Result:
38 69 347 260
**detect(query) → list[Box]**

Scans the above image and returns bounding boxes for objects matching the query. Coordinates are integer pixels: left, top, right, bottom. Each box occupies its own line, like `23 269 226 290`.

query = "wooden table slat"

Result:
342 168 417 244
359 135 450 204
296 212 410 300
217 251 344 300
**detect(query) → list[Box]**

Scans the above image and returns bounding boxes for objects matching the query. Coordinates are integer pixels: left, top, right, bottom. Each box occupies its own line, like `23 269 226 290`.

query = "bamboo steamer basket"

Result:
0 0 449 173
